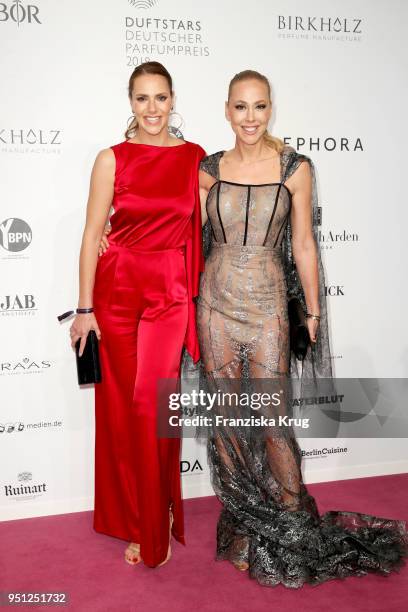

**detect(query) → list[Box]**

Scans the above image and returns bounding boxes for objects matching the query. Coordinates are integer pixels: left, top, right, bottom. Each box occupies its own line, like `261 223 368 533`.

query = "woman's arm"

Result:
199 169 216 226
287 161 320 343
70 148 115 355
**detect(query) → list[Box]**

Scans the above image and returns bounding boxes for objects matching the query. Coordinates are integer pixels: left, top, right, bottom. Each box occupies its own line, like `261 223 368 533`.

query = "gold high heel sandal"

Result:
157 507 174 567
232 560 249 572
125 542 141 566
231 535 249 571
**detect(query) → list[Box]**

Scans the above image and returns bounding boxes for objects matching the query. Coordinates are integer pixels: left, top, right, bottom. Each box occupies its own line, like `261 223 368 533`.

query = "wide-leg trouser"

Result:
92 242 188 567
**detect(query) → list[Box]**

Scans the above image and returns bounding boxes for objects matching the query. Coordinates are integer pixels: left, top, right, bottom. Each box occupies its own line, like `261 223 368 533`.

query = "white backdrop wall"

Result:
1 0 407 520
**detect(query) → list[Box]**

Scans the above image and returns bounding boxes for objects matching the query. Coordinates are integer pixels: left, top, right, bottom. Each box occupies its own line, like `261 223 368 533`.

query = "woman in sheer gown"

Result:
196 70 408 588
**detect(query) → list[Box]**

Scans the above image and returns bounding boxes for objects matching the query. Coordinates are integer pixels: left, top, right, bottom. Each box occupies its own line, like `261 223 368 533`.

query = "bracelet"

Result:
305 313 320 321
57 307 93 322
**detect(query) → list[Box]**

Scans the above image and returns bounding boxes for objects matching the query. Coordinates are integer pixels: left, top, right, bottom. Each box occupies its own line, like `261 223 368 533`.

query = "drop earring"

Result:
127 112 137 127
168 110 184 139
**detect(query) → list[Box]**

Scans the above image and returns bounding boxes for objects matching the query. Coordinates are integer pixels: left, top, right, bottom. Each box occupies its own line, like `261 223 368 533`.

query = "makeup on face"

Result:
131 74 173 136
227 79 272 143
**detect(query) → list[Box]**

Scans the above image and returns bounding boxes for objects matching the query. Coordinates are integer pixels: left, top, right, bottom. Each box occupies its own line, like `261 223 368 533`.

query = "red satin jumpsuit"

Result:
92 140 205 567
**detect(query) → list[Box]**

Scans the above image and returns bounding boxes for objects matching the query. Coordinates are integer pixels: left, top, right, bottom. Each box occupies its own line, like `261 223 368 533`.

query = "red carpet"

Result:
0 474 407 612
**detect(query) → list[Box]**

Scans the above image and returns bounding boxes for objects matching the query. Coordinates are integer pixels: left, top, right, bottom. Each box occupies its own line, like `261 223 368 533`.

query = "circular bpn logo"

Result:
0 218 32 252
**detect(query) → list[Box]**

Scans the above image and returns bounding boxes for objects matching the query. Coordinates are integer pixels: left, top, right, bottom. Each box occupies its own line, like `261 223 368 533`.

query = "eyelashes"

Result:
135 96 168 102
234 104 267 110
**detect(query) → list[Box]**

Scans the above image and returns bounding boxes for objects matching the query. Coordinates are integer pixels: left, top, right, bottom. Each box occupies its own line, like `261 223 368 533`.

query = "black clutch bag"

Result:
288 297 311 361
57 309 102 385
75 330 102 385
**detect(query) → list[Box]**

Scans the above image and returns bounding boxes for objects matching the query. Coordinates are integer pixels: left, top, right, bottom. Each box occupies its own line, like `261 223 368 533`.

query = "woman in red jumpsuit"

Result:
69 62 205 567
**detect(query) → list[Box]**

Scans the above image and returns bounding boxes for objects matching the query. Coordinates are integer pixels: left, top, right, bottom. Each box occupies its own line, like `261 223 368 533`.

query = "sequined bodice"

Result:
202 152 292 248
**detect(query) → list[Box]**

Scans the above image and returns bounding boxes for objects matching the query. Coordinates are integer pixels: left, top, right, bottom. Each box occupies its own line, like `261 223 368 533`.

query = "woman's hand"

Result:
98 225 111 256
306 317 319 344
70 313 101 357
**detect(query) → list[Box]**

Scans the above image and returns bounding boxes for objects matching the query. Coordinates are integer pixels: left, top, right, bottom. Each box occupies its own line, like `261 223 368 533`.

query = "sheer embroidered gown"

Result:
196 147 408 587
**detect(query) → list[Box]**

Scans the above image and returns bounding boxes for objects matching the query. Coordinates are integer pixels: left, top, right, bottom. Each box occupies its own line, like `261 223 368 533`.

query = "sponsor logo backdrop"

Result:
1 0 407 519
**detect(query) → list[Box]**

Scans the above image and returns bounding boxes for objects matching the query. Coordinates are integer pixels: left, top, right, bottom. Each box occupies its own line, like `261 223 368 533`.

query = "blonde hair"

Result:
227 70 285 153
125 61 173 140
